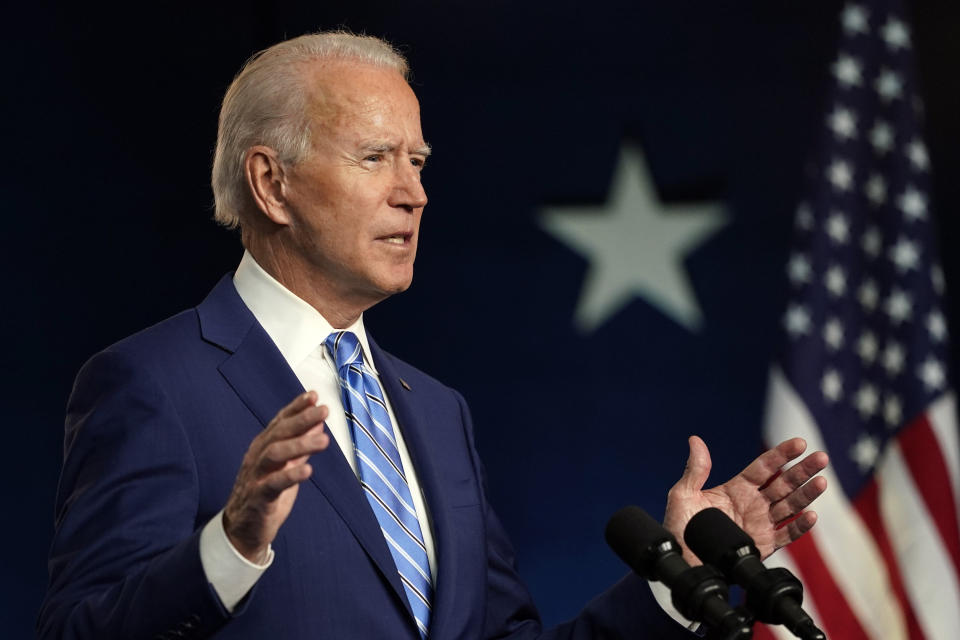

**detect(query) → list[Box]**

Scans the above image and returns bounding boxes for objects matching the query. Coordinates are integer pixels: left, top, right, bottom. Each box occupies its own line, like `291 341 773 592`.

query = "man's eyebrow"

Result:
359 142 432 157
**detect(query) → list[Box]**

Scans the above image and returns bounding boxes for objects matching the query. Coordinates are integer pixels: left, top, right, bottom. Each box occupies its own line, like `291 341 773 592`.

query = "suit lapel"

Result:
371 339 463 639
197 276 413 621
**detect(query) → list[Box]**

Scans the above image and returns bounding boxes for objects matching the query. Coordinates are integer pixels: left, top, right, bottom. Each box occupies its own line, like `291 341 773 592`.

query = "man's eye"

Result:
411 157 426 169
364 155 382 163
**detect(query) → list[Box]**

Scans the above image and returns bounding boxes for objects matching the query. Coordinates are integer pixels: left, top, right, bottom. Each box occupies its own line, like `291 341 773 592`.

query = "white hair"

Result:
211 31 409 229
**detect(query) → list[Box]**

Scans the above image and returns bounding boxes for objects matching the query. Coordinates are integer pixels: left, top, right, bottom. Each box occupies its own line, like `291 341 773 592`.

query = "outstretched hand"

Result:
224 391 330 562
663 435 828 565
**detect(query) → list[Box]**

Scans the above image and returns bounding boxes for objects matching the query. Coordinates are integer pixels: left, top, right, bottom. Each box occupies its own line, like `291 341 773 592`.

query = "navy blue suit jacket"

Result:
39 276 692 639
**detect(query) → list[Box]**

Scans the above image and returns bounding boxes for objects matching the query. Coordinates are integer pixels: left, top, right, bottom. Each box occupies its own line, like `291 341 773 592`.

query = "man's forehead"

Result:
300 60 424 145
303 58 415 106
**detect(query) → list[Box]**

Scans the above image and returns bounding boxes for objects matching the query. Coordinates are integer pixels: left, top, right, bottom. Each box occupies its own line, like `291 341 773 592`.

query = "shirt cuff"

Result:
648 579 701 632
199 509 274 612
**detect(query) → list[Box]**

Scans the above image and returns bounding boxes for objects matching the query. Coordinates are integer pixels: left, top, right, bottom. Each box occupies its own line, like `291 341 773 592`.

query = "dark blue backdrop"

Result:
5 1 958 636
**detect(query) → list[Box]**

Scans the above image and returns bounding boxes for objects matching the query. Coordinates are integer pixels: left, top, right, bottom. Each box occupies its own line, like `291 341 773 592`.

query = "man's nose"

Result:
389 162 428 211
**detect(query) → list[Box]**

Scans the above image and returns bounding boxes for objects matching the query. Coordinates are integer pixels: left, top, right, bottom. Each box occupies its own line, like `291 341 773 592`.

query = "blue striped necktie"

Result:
325 330 433 638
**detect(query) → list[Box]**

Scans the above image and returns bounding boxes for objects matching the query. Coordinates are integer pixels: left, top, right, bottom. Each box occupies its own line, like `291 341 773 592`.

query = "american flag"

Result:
758 2 960 639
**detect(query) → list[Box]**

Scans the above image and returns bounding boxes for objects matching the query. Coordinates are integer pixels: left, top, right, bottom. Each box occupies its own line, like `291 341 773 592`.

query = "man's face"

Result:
280 60 429 311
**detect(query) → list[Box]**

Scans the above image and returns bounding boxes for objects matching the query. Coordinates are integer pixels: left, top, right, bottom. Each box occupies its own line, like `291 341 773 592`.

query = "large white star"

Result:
539 145 726 332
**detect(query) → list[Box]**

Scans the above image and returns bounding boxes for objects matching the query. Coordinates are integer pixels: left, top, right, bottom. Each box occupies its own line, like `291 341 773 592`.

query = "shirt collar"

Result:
232 250 378 372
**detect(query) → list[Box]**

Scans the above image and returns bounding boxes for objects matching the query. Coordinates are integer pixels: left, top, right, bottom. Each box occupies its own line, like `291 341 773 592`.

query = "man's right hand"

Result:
223 391 330 562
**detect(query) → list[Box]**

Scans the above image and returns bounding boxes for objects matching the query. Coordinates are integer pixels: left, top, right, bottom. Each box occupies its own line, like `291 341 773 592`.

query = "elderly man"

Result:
39 32 827 639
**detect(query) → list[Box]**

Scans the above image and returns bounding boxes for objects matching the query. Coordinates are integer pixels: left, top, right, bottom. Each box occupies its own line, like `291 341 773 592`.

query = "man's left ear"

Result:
244 145 292 226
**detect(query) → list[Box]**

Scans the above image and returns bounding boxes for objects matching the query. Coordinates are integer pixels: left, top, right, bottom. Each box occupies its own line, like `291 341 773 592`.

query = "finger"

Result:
738 437 809 487
259 461 314 501
773 510 819 550
674 435 712 494
258 426 330 472
276 391 318 420
769 475 828 524
267 403 330 441
761 450 829 502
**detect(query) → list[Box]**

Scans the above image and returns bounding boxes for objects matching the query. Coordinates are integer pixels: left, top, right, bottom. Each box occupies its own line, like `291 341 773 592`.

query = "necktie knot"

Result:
324 331 363 372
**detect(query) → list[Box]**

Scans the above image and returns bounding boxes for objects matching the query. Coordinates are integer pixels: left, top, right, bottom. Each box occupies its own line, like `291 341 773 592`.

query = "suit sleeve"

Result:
38 348 233 640
452 392 695 640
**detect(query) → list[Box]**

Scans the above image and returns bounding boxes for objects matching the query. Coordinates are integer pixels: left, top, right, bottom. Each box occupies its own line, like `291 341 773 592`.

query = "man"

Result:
39 32 828 639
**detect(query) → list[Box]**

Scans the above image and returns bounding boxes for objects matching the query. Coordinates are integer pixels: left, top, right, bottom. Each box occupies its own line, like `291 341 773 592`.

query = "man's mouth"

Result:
379 233 412 245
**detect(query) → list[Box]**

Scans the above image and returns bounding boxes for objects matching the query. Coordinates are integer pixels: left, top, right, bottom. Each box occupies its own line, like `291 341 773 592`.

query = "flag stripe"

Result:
852 477 927 640
785 533 872 640
928 394 960 516
879 442 960 640
897 414 960 576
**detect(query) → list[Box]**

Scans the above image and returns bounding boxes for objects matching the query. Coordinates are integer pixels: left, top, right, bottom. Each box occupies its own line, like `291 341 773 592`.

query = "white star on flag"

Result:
926 311 948 342
854 383 880 418
932 265 946 294
824 318 845 350
882 394 902 427
869 120 894 154
882 340 906 376
827 159 854 191
857 331 878 364
826 212 850 243
795 203 815 230
881 17 911 50
832 54 863 87
897 187 927 220
888 236 920 272
864 174 887 205
788 254 813 285
842 4 869 35
884 288 913 324
875 69 904 101
784 304 812 337
850 434 880 472
918 357 946 392
861 226 883 257
824 265 847 296
829 106 858 140
906 139 929 171
858 279 880 312
822 369 843 401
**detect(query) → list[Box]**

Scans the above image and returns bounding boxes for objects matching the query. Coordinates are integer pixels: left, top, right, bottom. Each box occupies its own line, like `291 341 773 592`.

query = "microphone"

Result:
605 506 753 640
684 508 826 640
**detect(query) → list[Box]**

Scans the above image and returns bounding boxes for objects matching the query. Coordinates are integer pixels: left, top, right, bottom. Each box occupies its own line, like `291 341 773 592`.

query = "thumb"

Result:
676 435 712 494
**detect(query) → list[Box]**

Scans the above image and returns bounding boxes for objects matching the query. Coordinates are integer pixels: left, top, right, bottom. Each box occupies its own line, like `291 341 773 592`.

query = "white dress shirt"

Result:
199 250 437 611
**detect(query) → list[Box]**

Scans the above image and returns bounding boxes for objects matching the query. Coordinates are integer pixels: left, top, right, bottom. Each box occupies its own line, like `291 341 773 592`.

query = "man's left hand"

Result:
663 435 828 565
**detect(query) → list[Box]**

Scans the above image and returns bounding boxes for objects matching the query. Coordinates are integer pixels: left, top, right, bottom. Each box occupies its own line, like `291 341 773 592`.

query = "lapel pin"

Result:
399 378 412 391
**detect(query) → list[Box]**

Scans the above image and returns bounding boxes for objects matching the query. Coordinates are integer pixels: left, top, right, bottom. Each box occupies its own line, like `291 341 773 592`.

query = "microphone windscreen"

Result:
605 506 674 579
683 508 754 567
